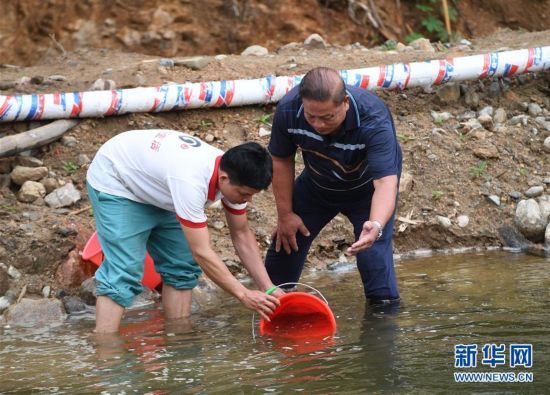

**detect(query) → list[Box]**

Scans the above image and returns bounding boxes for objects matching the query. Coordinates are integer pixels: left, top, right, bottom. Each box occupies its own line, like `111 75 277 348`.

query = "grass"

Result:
258 113 272 126
432 190 444 200
470 161 487 179
62 161 79 173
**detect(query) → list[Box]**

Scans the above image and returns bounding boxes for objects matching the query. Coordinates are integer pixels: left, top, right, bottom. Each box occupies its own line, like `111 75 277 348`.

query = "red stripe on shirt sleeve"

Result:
177 215 207 228
222 200 247 215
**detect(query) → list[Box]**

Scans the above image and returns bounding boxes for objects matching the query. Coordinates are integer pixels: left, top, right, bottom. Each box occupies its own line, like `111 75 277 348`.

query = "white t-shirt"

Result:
87 129 247 227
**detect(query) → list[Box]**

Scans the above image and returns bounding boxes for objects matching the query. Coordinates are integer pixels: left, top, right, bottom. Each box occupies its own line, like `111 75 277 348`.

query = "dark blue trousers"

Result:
265 174 400 300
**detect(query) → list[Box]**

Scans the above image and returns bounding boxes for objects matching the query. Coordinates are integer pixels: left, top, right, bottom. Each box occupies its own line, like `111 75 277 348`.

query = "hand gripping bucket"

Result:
81 231 162 290
259 285 336 339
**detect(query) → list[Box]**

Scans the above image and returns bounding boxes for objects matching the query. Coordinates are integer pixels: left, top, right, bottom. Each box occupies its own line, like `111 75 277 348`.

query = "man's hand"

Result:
346 220 379 256
240 290 280 321
272 212 310 254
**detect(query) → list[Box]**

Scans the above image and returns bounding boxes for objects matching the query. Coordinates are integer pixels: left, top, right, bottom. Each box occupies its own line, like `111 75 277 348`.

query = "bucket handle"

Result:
251 282 330 340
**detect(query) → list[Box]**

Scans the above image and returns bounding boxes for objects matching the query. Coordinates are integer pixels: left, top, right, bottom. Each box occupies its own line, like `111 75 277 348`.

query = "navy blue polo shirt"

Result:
268 85 402 192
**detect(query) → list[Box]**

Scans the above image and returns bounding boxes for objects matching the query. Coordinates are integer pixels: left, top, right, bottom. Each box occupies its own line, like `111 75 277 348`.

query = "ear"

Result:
218 170 230 183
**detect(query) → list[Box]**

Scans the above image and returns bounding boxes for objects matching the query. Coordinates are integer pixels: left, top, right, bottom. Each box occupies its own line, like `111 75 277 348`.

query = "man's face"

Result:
303 96 349 136
218 172 260 205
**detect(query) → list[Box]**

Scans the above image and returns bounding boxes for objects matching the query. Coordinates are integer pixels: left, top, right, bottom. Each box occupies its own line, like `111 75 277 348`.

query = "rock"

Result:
537 195 550 222
525 186 544 198
457 215 469 228
473 143 499 159
61 136 78 147
259 127 271 137
528 103 542 117
48 75 67 82
487 195 501 206
303 34 327 49
45 183 81 208
42 285 51 298
0 158 12 174
159 58 174 68
478 106 494 117
477 114 494 129
487 81 501 97
212 221 225 230
0 296 10 313
509 191 522 200
90 78 116 91
8 265 21 280
5 298 66 327
408 37 435 52
128 288 159 310
204 133 215 143
546 224 550 251
543 137 550 153
436 83 461 103
534 117 550 133
17 180 46 203
56 250 89 288
0 268 8 296
431 111 452 123
40 177 60 194
10 166 48 185
515 199 546 242
79 277 97 306
117 26 141 47
174 56 212 70
462 118 483 133
463 89 479 108
436 215 452 228
62 296 87 314
458 110 477 121
16 156 43 167
0 174 10 190
493 108 507 124
77 154 91 166
399 171 414 195
241 45 268 56
510 115 528 126
0 80 17 90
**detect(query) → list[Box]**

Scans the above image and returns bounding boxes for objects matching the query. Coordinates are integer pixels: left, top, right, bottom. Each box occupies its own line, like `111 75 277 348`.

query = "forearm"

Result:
192 245 248 301
231 229 274 291
370 175 398 227
272 156 295 217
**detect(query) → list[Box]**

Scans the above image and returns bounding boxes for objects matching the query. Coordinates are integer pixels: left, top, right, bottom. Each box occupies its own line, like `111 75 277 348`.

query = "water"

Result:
1 251 548 394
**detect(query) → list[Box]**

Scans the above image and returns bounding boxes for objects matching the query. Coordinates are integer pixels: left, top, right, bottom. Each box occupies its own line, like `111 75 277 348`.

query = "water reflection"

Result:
1 252 549 393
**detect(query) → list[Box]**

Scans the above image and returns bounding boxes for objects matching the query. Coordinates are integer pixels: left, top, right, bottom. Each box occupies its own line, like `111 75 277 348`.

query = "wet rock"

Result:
303 34 327 49
5 298 66 327
56 250 89 288
515 199 546 242
174 56 211 70
493 108 507 124
128 287 160 310
17 180 46 203
498 225 532 250
45 183 81 208
457 215 469 228
10 166 48 185
0 268 9 296
543 137 550 153
241 45 268 56
79 277 97 306
525 186 544 198
16 156 43 167
62 295 87 314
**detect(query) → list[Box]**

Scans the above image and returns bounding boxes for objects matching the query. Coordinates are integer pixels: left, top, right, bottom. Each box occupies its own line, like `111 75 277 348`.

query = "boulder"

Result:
5 298 66 327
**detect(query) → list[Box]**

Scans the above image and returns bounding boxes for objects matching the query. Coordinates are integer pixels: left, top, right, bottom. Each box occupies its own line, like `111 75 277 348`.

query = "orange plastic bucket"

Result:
259 292 337 339
81 231 162 290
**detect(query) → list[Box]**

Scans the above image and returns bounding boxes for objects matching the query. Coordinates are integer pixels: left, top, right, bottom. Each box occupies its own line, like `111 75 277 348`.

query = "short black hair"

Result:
299 67 346 104
220 142 272 190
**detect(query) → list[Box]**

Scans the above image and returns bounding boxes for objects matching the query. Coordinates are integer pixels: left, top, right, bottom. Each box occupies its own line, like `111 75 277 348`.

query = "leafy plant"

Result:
432 190 444 200
380 39 397 51
63 161 79 173
470 161 487 179
415 0 459 42
197 119 213 130
258 113 272 126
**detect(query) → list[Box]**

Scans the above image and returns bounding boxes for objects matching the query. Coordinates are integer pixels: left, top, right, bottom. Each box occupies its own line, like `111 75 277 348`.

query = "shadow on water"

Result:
0 251 549 393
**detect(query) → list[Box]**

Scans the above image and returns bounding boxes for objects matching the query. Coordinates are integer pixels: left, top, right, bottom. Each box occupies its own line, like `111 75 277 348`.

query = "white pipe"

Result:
0 47 548 123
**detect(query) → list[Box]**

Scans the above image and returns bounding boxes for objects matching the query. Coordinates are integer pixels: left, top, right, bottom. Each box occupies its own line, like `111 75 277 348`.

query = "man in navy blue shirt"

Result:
266 67 402 305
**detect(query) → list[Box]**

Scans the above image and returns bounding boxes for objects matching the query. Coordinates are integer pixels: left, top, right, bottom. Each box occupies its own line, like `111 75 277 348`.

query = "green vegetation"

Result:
432 190 444 200
415 0 459 42
63 161 79 173
380 39 397 51
258 113 272 126
197 119 213 130
405 32 424 44
470 161 487 179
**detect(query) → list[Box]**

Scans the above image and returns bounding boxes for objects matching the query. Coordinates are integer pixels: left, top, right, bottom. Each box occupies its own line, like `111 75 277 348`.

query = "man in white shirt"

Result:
87 129 281 333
